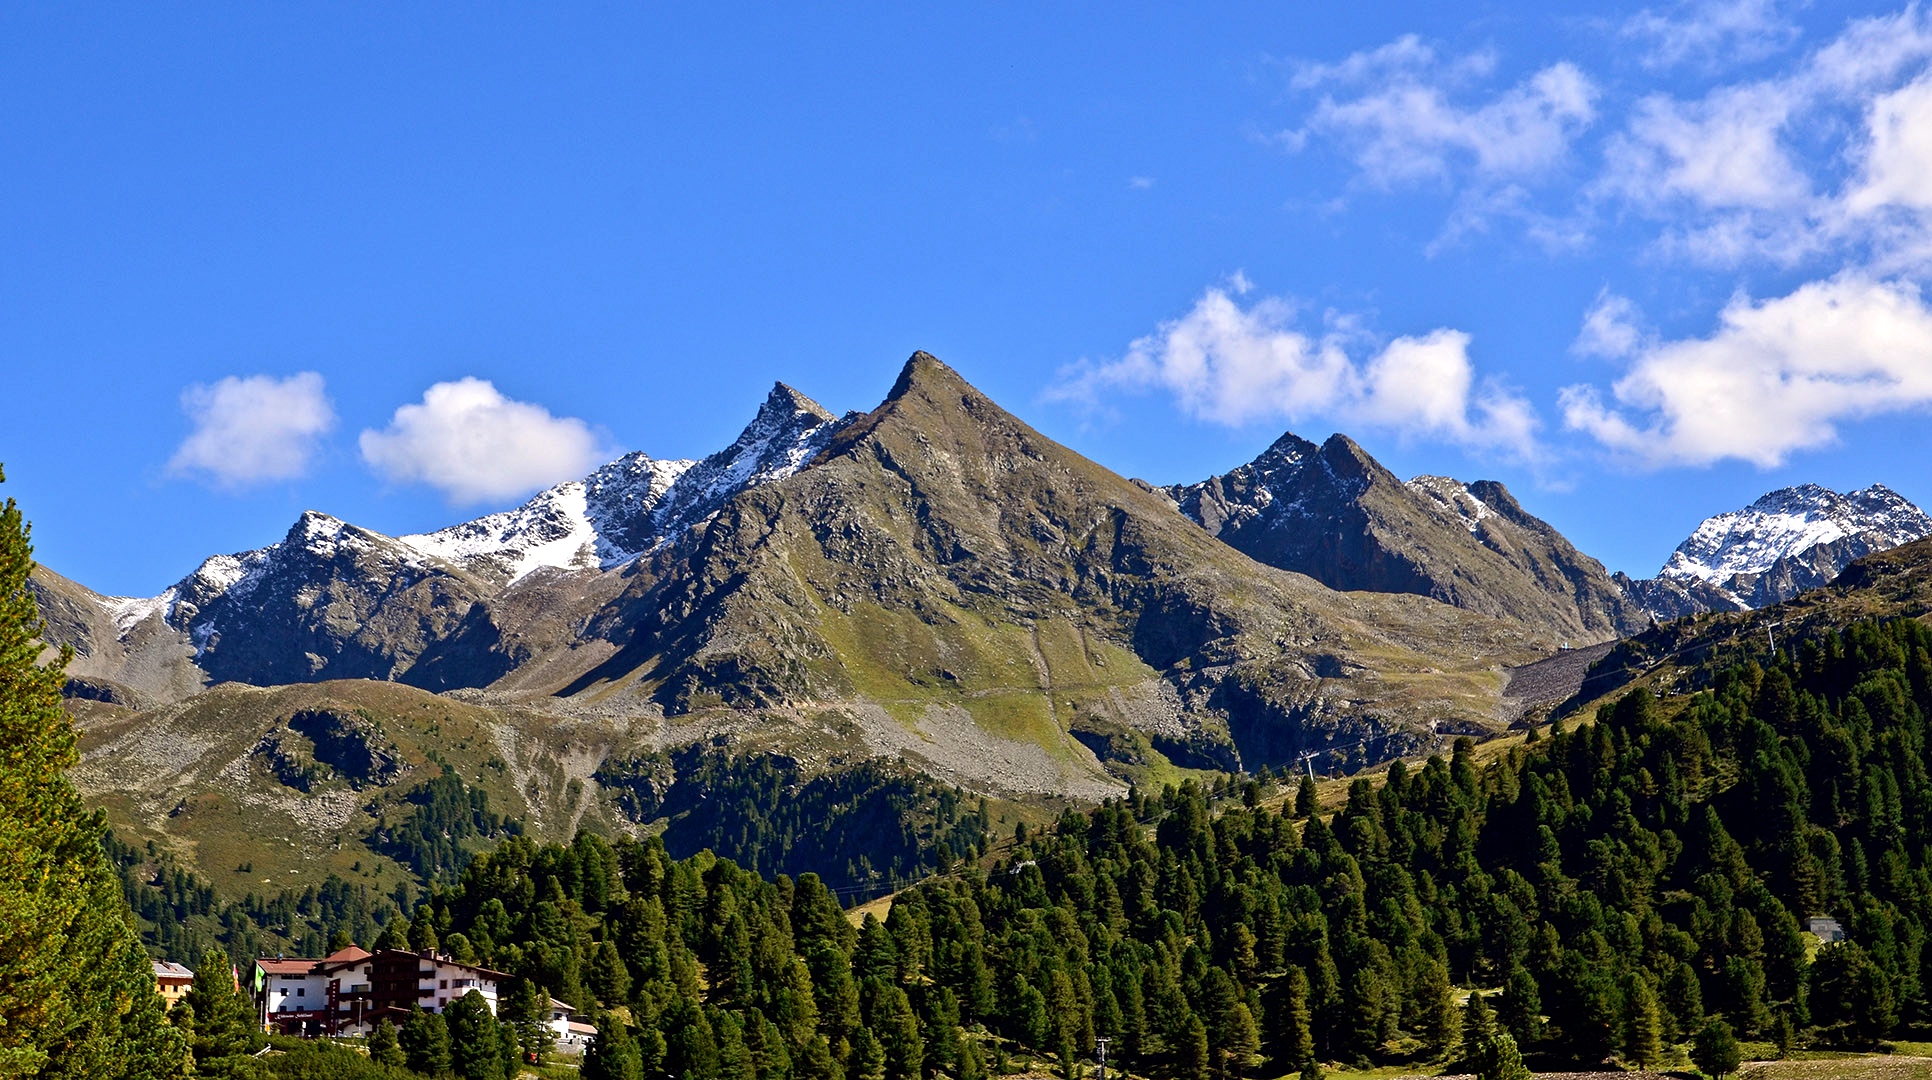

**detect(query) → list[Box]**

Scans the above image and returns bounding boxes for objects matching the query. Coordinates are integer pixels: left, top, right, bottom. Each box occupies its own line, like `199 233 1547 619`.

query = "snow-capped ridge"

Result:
1659 483 1932 584
1621 483 1932 622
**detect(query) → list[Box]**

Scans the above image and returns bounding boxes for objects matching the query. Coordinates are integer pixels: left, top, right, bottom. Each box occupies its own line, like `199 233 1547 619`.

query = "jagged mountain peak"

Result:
1619 482 1932 622
883 350 960 400
1166 433 1643 641
1661 482 1932 584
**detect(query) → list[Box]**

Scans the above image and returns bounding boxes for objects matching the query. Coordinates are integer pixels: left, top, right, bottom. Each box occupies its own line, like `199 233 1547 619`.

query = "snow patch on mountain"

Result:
646 383 847 538
396 383 841 584
107 593 171 635
1406 476 1493 535
1658 484 1932 584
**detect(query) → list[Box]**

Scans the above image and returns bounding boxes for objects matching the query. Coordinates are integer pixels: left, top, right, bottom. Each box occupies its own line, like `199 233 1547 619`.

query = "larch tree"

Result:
0 466 189 1080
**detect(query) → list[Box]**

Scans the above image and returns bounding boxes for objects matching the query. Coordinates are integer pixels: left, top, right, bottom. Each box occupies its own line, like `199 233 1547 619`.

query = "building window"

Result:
439 979 448 989
296 988 305 998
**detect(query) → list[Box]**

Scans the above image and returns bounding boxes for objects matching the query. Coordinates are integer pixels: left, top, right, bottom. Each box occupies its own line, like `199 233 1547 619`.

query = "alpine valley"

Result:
30 352 1932 903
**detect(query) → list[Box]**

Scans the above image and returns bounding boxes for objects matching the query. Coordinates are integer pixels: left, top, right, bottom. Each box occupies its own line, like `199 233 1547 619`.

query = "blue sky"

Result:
6 1 1932 595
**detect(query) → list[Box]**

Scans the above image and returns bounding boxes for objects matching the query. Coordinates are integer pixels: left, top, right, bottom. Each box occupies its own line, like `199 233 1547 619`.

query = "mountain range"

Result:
29 352 1932 895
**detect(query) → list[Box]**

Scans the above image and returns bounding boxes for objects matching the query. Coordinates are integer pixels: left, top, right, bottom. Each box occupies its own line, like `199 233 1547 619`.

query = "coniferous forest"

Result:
121 614 1932 1080
19 424 1932 1080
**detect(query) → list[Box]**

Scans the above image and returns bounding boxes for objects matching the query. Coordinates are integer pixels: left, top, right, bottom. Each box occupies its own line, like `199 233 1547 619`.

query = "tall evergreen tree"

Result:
1622 975 1663 1069
0 465 189 1079
178 949 262 1078
399 1011 452 1077
367 1020 406 1068
445 991 505 1080
582 1015 645 1080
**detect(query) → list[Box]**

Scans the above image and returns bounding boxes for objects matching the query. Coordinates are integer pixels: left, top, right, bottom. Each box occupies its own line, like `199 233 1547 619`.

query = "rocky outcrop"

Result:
1161 432 1645 643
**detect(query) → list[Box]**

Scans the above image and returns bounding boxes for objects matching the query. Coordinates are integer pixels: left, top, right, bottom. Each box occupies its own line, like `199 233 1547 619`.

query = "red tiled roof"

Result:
317 946 373 971
256 958 321 976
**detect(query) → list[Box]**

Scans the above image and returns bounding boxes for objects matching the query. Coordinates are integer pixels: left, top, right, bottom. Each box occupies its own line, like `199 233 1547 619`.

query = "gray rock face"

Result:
1162 431 1645 643
33 385 858 696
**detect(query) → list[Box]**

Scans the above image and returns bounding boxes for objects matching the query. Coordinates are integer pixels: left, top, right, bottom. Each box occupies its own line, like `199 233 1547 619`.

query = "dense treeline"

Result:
373 764 521 882
598 748 994 890
92 607 1932 1079
106 831 406 965
328 615 1932 1080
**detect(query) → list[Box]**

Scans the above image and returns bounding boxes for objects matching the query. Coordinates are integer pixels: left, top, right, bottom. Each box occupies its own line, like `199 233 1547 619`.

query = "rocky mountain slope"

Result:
36 383 851 695
1563 530 1932 716
1159 430 1646 644
1615 484 1932 621
37 355 1562 864
549 354 1553 772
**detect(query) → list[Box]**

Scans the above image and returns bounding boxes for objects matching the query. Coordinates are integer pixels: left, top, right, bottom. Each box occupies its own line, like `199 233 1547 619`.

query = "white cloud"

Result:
1847 72 1932 213
1597 5 1932 268
359 378 611 503
1049 285 1539 458
1572 290 1646 359
1298 58 1597 188
167 372 335 489
1561 274 1932 467
1621 0 1800 71
1607 84 1810 211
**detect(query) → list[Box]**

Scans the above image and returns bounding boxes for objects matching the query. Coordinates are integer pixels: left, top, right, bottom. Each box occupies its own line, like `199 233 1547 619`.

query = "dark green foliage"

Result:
113 611 1932 1076
178 948 264 1077
1692 1017 1741 1078
399 1011 451 1077
367 1020 406 1068
445 990 507 1080
374 765 519 882
266 1040 413 1079
0 466 189 1078
501 977 554 1064
598 749 990 894
582 1015 645 1080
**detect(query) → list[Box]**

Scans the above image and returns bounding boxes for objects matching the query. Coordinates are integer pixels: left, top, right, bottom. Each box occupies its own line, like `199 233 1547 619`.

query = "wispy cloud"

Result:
1621 0 1801 72
1597 5 1932 269
1571 290 1647 359
1049 282 1539 459
167 372 335 490
359 378 612 504
1291 53 1597 189
1280 35 1597 251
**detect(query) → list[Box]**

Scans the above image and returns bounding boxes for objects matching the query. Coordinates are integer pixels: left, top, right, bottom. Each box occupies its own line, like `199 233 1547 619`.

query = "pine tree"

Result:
1275 968 1314 1069
1459 990 1496 1068
368 1020 407 1067
373 919 409 952
445 990 504 1080
1416 959 1460 1061
1497 965 1541 1046
178 949 263 1077
848 1027 886 1080
502 977 555 1064
582 1015 645 1080
1475 1030 1531 1080
1622 976 1663 1069
1179 1014 1209 1080
1692 1018 1741 1079
794 1035 841 1080
0 465 189 1078
1296 776 1319 819
588 940 631 1006
400 1010 452 1077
